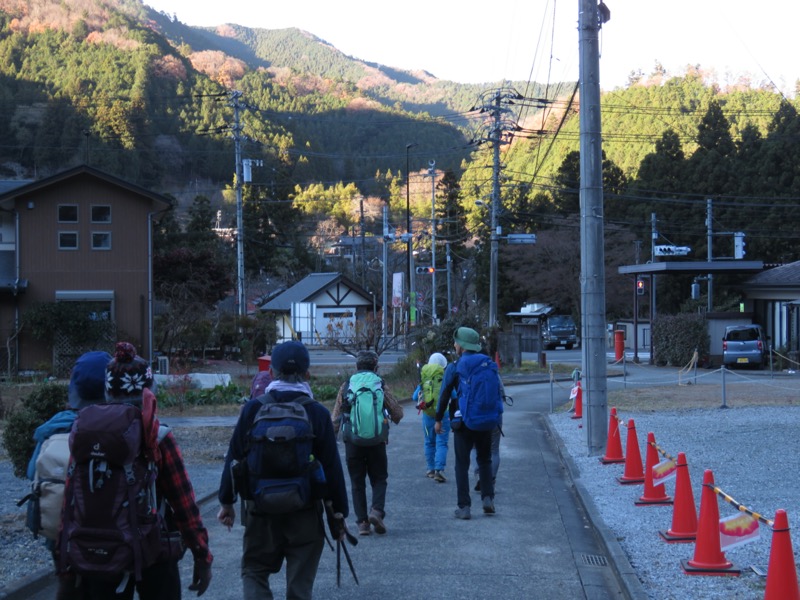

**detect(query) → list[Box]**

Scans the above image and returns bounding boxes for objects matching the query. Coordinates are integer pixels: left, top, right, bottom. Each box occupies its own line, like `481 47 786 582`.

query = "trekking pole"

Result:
324 501 359 585
336 538 341 587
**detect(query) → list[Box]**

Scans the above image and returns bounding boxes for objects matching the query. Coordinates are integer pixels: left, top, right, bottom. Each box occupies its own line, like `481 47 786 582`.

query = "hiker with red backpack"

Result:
411 352 451 482
57 342 213 599
217 341 350 600
434 327 504 520
331 350 404 536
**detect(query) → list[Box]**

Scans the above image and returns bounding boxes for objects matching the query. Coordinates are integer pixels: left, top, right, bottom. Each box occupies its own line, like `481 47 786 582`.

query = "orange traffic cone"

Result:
681 470 740 575
764 509 800 600
635 432 673 505
570 380 582 420
617 419 644 485
599 407 625 464
659 452 698 543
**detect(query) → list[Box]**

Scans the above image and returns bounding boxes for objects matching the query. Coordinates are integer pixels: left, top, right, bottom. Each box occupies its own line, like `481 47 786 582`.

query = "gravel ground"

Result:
0 425 231 592
549 404 800 600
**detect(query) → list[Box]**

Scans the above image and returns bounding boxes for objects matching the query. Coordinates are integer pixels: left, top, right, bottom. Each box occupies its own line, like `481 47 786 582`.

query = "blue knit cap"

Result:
68 351 113 409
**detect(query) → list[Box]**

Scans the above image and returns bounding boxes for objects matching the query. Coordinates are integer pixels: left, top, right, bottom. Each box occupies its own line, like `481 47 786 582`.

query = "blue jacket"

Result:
218 388 349 518
26 410 77 480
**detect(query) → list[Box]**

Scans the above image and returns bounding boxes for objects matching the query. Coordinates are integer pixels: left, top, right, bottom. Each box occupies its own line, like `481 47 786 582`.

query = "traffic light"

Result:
691 281 701 300
636 278 645 296
415 266 435 274
734 232 746 259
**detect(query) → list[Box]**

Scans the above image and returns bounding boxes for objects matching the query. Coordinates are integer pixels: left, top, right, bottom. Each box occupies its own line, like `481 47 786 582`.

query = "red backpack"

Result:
59 402 163 582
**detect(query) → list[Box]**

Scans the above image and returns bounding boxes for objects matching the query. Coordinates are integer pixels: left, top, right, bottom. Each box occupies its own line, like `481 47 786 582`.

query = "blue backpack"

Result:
456 353 503 431
245 393 318 515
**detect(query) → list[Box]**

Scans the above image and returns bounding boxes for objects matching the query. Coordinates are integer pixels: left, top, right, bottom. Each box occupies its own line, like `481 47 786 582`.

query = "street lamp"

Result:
406 143 418 329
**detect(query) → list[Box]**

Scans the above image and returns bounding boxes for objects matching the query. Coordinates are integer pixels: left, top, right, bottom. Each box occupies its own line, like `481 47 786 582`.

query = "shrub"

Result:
157 383 246 408
652 313 710 367
2 383 69 478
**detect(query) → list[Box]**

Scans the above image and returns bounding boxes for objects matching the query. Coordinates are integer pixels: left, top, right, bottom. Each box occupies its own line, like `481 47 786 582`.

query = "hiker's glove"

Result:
327 511 346 542
188 560 212 597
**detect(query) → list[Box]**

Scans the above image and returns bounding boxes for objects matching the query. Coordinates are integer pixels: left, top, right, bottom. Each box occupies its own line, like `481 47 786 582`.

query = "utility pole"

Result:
425 161 437 323
382 201 389 340
359 196 365 288
446 241 452 316
579 0 610 455
406 143 418 332
473 89 519 326
230 90 246 317
650 212 657 365
706 198 714 312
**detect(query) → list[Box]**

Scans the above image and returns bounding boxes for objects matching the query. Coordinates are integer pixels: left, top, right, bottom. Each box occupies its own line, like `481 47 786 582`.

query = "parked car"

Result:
543 315 578 350
722 325 767 368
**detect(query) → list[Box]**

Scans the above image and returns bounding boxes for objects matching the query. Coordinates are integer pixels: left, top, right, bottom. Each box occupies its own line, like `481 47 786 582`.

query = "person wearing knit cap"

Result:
76 341 213 598
105 341 154 401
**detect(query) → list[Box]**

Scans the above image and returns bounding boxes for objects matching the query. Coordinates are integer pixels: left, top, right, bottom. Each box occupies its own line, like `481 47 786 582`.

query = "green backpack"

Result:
342 371 388 446
418 363 445 417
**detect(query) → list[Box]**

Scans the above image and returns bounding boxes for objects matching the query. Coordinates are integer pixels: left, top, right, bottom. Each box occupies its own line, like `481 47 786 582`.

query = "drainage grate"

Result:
580 553 608 567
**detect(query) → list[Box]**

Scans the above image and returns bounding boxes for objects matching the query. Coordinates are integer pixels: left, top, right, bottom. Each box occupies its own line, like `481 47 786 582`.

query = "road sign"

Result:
654 245 691 256
506 233 537 245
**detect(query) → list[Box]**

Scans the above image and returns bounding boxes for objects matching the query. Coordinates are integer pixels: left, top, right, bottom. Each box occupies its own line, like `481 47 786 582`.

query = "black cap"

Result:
271 341 310 375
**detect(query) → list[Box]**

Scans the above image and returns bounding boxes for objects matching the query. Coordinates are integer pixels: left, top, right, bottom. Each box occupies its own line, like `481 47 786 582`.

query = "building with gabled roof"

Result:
259 272 375 345
0 165 171 375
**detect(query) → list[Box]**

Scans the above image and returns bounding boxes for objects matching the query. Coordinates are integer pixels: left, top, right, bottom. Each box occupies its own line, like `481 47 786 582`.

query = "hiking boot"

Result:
482 496 495 514
433 470 447 483
454 506 471 520
368 510 387 534
426 470 435 479
357 521 371 536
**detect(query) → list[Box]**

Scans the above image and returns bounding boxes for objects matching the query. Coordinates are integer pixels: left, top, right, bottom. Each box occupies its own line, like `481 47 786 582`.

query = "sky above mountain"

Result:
144 0 799 95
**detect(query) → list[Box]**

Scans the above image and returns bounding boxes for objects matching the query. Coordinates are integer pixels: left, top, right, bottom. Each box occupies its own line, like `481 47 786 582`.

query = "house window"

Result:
56 291 115 321
59 232 78 250
91 205 111 223
92 232 111 250
58 204 78 223
323 311 354 319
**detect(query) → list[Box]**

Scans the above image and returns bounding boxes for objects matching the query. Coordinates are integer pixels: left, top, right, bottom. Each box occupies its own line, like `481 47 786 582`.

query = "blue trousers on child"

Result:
422 412 450 472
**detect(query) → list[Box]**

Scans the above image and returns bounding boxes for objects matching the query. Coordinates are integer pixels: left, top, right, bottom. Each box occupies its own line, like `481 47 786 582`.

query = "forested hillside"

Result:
2 0 800 332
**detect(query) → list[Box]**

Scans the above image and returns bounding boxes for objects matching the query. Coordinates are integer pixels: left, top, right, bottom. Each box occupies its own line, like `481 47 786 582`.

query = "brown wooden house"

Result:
0 165 171 376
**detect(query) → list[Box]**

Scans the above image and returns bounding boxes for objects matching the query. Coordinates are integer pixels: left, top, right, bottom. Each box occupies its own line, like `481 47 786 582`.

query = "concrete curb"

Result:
543 417 650 600
0 566 53 600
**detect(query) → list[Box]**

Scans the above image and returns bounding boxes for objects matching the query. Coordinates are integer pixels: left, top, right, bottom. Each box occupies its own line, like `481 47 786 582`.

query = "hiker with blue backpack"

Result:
434 327 504 519
217 340 349 600
331 350 404 536
411 352 452 483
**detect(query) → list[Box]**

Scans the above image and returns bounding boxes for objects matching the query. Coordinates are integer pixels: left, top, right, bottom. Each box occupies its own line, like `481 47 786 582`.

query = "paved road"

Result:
8 379 637 600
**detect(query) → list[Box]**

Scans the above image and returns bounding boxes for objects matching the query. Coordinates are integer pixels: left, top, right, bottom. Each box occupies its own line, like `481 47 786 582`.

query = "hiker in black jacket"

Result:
218 341 349 600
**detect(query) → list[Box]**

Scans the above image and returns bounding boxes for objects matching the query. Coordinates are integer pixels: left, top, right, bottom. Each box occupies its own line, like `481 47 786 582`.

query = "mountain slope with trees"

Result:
2 0 800 359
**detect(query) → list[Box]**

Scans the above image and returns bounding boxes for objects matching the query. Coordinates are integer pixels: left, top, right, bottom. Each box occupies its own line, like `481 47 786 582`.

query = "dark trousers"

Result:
344 441 388 523
74 559 182 600
241 501 324 600
454 427 494 508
